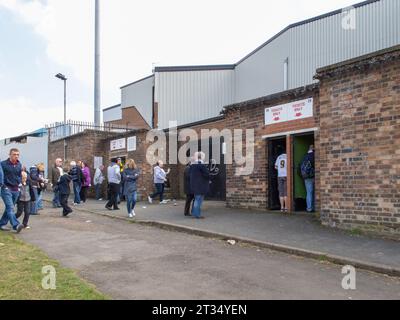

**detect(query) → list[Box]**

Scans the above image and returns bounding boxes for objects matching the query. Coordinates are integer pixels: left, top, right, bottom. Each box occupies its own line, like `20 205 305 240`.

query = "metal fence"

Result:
45 120 136 142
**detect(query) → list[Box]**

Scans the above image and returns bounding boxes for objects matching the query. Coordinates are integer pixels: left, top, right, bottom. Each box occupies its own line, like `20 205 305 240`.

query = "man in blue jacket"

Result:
0 149 24 233
190 152 210 219
300 145 315 213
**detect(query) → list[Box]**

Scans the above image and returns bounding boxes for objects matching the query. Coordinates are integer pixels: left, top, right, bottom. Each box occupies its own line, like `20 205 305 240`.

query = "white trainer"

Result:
128 213 133 218
132 210 136 217
148 196 153 204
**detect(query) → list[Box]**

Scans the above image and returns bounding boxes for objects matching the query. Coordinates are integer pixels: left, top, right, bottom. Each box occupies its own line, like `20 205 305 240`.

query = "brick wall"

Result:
316 46 400 236
105 130 154 201
165 118 228 199
48 130 114 198
224 87 320 210
105 106 150 129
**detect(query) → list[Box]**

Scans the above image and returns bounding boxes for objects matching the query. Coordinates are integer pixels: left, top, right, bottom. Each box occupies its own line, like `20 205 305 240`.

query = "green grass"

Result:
349 228 364 236
0 232 108 300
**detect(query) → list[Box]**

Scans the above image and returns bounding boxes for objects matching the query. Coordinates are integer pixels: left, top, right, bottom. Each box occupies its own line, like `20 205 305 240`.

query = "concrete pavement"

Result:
41 192 400 277
11 206 400 299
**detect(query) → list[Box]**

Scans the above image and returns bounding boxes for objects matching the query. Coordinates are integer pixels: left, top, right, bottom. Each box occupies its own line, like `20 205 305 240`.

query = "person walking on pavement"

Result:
16 171 35 229
0 149 24 233
79 161 91 203
36 162 47 211
116 158 125 203
190 152 210 219
122 159 140 218
184 159 194 216
275 147 288 212
105 160 121 210
148 160 170 204
300 145 315 213
57 169 73 217
94 164 105 200
69 161 83 205
29 165 42 216
51 158 64 208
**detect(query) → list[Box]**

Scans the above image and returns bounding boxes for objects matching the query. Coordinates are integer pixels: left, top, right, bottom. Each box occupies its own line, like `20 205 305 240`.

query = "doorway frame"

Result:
267 135 287 210
290 131 316 212
262 127 318 213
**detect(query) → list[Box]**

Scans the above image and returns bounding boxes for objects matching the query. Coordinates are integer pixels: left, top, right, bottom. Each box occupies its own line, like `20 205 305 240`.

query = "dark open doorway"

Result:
292 133 315 211
268 137 286 210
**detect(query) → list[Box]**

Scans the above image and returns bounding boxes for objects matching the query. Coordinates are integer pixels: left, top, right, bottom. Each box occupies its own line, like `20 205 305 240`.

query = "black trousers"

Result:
60 194 72 216
80 186 88 203
16 201 31 227
184 194 194 216
106 183 120 209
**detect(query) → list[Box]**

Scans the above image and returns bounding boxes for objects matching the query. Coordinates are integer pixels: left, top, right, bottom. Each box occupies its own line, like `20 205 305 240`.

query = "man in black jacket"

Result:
51 158 63 208
189 152 210 219
69 161 83 205
58 170 73 217
183 159 194 216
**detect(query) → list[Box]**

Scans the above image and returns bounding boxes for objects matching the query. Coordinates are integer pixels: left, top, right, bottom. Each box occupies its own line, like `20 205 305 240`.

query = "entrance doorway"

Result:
292 133 315 211
267 137 286 210
200 137 226 201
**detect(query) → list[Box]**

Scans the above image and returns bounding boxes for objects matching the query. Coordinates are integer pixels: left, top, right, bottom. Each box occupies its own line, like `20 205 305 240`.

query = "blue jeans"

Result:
30 187 39 214
95 184 102 200
126 191 137 214
150 183 164 202
53 189 61 207
0 188 21 230
304 178 315 212
73 181 81 204
192 195 205 218
37 192 43 209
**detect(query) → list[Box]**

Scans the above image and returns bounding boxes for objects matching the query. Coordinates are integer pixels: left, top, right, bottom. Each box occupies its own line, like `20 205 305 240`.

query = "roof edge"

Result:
222 84 320 113
314 44 400 79
103 104 121 112
120 74 154 90
155 64 235 73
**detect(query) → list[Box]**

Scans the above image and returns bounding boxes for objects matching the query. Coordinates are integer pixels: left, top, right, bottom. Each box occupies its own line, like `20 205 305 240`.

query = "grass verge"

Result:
0 232 108 300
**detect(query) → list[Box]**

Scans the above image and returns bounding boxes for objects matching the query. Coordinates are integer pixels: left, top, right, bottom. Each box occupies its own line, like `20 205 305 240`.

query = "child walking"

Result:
16 171 35 229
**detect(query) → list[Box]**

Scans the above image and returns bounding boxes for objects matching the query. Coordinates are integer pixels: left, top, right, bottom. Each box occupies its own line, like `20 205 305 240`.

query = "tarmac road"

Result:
9 206 400 300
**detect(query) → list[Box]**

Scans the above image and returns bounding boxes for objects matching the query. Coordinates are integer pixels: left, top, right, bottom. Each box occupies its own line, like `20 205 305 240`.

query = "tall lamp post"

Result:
55 73 67 161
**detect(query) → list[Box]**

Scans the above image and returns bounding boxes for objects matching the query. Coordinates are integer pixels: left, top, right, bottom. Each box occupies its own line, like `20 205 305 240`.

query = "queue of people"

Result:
0 145 215 235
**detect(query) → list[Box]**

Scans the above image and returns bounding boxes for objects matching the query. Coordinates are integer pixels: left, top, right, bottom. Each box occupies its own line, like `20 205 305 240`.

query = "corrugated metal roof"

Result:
235 0 381 65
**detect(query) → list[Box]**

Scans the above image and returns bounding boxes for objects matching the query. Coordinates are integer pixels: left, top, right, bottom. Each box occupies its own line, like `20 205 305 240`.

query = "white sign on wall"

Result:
110 138 126 151
265 98 313 126
127 136 137 152
94 156 103 169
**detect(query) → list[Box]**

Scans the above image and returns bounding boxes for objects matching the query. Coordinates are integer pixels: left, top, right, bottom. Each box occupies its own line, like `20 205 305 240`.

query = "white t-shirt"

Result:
275 154 287 178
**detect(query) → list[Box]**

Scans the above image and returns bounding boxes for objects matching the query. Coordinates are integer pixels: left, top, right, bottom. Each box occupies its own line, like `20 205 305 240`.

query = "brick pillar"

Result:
286 134 293 213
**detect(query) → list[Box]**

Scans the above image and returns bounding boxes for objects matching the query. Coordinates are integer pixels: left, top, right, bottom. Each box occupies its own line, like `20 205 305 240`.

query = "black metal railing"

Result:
45 120 136 142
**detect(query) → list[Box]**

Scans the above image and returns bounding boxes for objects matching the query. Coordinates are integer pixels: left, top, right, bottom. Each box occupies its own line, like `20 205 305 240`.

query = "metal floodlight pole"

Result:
55 73 67 161
94 0 101 127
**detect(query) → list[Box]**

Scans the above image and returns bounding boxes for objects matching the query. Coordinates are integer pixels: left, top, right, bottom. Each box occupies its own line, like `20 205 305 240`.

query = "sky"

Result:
0 0 359 139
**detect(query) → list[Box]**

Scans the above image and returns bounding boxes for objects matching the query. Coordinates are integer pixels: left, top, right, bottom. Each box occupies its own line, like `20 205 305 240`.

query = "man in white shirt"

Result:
106 161 121 210
275 150 288 212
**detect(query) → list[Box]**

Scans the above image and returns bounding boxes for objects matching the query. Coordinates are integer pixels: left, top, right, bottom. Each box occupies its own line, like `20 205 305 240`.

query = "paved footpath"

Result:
3 204 400 299
40 193 400 276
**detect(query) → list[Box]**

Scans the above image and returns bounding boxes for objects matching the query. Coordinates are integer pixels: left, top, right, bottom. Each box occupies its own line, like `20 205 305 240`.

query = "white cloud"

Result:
0 96 92 139
0 0 358 109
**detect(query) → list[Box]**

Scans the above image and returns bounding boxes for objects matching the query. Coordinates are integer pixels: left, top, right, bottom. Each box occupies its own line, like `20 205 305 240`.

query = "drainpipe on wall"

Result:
283 58 289 91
